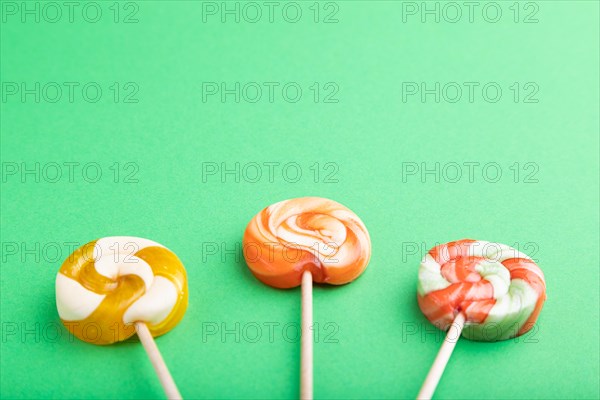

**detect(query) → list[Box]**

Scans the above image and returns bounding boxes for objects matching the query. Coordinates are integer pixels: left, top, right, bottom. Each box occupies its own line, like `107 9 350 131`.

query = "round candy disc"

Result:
243 197 371 288
56 237 188 345
417 239 546 341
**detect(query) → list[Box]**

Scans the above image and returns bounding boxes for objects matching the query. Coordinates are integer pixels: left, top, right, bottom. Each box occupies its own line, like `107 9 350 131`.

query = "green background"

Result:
1 1 599 399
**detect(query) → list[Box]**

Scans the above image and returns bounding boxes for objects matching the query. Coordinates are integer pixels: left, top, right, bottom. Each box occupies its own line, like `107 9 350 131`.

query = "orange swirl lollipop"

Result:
243 197 372 399
243 197 371 288
56 237 187 399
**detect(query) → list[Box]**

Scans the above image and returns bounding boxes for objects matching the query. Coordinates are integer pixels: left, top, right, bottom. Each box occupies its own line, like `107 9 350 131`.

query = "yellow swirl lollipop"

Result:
56 236 187 398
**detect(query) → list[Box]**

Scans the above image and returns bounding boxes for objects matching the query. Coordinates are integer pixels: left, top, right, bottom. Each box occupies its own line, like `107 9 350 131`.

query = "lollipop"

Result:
56 236 188 399
243 197 371 399
416 239 547 399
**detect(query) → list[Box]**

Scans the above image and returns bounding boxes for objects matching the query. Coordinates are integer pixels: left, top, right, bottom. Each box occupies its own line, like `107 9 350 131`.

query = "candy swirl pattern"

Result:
417 239 546 341
56 237 188 345
243 197 371 288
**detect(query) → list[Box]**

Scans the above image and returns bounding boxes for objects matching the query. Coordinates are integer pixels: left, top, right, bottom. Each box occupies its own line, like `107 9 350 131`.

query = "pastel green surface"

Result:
1 1 598 399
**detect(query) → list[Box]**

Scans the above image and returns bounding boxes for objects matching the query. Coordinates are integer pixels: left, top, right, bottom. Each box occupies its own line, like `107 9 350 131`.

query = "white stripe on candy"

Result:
123 277 179 325
56 274 106 321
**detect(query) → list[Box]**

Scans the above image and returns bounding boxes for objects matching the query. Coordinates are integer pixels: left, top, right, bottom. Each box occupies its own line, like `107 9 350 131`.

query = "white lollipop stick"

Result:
300 270 313 400
135 321 183 400
417 313 466 400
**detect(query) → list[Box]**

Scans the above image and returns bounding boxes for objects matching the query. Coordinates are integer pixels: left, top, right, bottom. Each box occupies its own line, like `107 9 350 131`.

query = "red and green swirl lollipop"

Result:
416 239 546 399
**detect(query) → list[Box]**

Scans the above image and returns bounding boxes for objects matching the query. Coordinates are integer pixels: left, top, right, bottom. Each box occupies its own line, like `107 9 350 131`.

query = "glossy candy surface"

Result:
243 197 371 288
56 237 188 345
417 239 546 341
